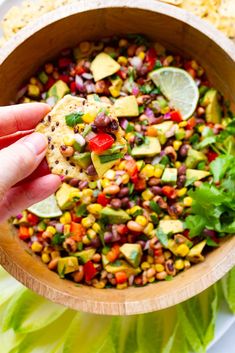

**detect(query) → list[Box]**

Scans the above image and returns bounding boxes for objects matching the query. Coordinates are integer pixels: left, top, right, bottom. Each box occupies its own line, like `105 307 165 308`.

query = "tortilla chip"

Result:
36 95 126 180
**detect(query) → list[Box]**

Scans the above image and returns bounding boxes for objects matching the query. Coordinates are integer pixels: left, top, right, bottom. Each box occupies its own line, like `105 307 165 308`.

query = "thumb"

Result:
0 132 48 199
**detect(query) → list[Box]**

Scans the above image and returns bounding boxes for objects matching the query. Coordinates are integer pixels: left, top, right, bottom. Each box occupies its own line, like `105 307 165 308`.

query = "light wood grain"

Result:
0 0 234 315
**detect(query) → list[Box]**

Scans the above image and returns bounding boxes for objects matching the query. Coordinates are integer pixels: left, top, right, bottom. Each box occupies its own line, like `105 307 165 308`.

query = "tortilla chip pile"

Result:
0 0 234 47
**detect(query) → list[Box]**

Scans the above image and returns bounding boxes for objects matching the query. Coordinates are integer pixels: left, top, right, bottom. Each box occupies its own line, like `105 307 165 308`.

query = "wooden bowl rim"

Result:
0 0 235 315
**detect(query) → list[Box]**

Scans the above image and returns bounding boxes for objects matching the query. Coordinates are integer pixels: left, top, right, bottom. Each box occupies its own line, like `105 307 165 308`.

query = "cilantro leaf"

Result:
210 155 233 182
65 112 84 127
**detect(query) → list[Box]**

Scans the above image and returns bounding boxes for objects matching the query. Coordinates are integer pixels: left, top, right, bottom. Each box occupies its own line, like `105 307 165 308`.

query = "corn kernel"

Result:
101 178 110 188
136 160 145 171
63 211 72 224
28 227 34 236
82 235 91 245
77 123 85 133
135 215 148 227
147 255 154 264
104 169 116 180
138 51 145 60
31 241 43 253
183 196 193 207
87 228 97 239
148 277 155 283
82 215 96 228
176 244 190 257
69 191 81 199
92 222 101 233
59 216 66 224
82 189 93 197
64 224 71 235
118 161 126 170
117 56 128 65
155 264 164 272
30 77 38 85
144 223 154 235
175 259 185 270
82 108 97 123
87 203 102 216
198 125 205 133
154 167 164 178
184 260 191 269
46 226 56 235
164 251 172 260
121 173 130 184
125 132 135 141
28 84 40 97
141 262 150 270
142 189 154 201
175 161 181 168
41 253 50 263
163 215 171 220
63 134 75 146
179 121 187 127
109 86 120 98
141 164 155 178
129 206 142 215
177 187 187 197
51 251 60 259
166 55 174 64
117 282 128 289
173 140 182 151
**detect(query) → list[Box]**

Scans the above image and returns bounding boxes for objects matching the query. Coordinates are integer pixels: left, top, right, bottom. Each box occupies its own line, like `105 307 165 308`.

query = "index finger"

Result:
0 103 51 137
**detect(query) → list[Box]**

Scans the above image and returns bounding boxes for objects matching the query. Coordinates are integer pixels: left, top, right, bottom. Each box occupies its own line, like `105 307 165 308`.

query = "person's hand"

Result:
0 103 61 222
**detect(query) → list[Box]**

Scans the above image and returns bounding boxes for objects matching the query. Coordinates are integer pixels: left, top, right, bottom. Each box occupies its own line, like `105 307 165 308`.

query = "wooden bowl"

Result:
0 0 235 316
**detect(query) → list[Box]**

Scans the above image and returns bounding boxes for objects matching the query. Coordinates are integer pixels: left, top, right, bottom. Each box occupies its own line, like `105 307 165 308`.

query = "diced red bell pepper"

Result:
115 271 128 284
71 213 82 223
162 186 177 199
117 69 127 80
145 48 157 71
70 81 76 93
88 133 114 154
58 57 72 68
70 222 86 241
97 193 109 206
130 173 138 185
59 74 70 83
207 150 218 163
134 177 146 191
27 213 39 225
187 68 196 79
75 65 86 75
125 160 138 177
84 261 97 282
44 77 56 90
154 248 163 257
186 116 196 130
170 110 182 123
183 229 190 238
117 224 129 236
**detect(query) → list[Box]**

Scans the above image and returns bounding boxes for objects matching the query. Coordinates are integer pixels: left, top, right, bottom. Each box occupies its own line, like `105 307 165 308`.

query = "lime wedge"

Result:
150 67 199 120
28 194 62 218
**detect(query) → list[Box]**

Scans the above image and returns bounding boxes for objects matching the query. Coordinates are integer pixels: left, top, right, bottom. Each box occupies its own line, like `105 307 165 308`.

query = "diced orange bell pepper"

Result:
146 126 158 137
115 271 128 284
70 222 86 241
19 226 30 240
106 244 120 263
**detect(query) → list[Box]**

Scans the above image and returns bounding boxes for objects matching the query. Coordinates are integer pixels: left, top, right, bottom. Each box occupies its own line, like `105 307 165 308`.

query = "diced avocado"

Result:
114 95 139 117
90 52 120 82
187 240 206 263
161 168 177 184
71 152 91 169
152 121 174 134
48 80 70 101
56 183 79 210
158 220 184 235
201 89 221 123
102 254 110 267
91 152 117 178
105 260 141 276
100 207 131 224
120 243 142 268
185 149 207 169
132 137 161 158
186 169 210 181
57 257 79 278
73 249 96 264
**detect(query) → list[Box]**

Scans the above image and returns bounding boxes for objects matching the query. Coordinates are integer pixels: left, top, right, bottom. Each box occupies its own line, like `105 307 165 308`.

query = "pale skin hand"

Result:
0 103 61 222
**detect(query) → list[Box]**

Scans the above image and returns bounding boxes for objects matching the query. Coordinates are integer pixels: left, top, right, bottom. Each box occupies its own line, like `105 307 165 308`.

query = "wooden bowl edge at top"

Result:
0 0 235 315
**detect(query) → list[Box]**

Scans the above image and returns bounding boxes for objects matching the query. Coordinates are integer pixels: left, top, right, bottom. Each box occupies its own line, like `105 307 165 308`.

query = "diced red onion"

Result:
46 96 56 107
16 213 23 220
115 170 126 176
55 223 64 233
128 275 135 286
74 133 86 146
165 125 177 138
120 119 128 130
75 75 84 90
85 81 95 93
203 229 216 237
152 155 162 165
145 107 154 117
85 131 96 142
104 232 113 243
116 176 123 185
163 112 171 120
132 85 140 96
124 155 133 160
82 72 93 80
15 86 28 101
160 150 166 157
129 56 142 70
41 92 47 99
144 240 150 250
31 235 38 242
97 180 102 190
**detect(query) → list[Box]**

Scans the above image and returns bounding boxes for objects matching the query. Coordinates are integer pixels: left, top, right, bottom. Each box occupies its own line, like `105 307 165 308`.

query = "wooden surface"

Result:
0 0 235 315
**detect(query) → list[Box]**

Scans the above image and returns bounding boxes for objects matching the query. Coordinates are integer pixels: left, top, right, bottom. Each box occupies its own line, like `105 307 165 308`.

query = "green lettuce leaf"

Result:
0 267 22 307
222 267 235 313
111 316 138 353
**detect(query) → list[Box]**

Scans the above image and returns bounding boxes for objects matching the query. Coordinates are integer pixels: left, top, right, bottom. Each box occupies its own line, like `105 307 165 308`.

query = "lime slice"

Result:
150 67 199 120
28 194 62 218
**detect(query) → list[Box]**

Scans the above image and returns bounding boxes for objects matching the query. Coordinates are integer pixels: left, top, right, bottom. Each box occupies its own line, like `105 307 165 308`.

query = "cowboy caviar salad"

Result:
12 35 235 289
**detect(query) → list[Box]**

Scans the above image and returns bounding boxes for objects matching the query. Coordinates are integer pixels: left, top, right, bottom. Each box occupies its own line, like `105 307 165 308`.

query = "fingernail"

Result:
23 132 47 155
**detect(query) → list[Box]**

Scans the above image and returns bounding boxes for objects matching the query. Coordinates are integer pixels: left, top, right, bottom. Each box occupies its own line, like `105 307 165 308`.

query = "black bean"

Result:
78 180 88 190
69 178 79 187
177 175 186 188
110 198 122 209
86 164 97 176
151 186 162 195
179 144 190 158
121 197 130 209
117 187 129 198
178 164 186 175
94 112 111 127
104 232 113 243
203 228 216 237
91 124 98 132
109 119 119 131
